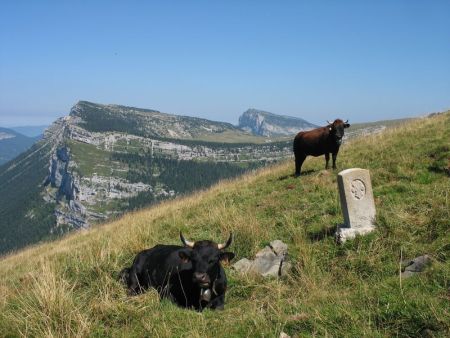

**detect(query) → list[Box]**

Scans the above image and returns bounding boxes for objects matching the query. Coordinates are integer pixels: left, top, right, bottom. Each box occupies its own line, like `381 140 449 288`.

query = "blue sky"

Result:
0 1 449 126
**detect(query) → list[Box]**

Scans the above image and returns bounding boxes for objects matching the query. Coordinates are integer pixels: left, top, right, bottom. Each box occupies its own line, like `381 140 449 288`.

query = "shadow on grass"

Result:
307 224 338 241
428 165 450 176
278 170 316 181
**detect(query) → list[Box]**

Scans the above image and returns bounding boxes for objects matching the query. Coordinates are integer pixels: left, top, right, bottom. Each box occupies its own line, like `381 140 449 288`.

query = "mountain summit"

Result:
238 109 317 137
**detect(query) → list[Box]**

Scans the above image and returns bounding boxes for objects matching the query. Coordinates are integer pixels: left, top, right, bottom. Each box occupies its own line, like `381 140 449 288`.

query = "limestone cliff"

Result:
238 109 317 137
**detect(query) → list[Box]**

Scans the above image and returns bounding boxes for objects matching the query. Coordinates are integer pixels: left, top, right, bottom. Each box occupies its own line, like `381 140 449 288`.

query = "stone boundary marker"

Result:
336 168 376 242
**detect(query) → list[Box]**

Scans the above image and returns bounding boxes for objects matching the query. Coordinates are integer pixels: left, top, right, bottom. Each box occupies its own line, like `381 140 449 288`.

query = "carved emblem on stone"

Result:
350 179 366 200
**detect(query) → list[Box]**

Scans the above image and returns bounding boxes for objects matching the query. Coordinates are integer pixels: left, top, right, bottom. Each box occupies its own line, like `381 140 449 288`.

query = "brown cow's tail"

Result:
293 133 302 153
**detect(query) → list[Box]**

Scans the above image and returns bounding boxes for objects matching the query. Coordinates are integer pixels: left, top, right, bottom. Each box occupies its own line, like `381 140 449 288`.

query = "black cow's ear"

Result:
219 252 235 264
179 249 191 263
344 123 350 128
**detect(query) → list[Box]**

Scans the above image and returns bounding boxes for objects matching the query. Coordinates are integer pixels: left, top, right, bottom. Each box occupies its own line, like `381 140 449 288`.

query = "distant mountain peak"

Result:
0 127 39 165
238 109 317 137
0 129 17 141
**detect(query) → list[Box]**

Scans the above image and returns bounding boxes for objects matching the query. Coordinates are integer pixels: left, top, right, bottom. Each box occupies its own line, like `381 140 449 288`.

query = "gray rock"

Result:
233 240 292 277
232 258 252 273
269 239 288 256
401 255 432 278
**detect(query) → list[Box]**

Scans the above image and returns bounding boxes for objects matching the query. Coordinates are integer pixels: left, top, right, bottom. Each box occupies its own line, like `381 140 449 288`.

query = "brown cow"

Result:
293 119 350 177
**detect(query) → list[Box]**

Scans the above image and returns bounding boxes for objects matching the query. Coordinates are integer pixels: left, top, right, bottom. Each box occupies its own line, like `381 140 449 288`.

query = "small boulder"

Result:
401 255 432 278
233 240 292 277
279 332 291 338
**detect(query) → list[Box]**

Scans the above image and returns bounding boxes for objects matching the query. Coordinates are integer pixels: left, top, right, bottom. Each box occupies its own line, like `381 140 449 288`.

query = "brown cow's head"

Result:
179 232 235 288
327 119 350 145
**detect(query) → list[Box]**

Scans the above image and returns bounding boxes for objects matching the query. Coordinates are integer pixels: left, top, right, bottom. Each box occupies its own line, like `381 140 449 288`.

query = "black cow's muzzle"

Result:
193 272 211 288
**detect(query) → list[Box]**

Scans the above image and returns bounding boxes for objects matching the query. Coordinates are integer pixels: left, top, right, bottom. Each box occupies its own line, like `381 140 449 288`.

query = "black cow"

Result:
293 119 350 176
120 232 235 311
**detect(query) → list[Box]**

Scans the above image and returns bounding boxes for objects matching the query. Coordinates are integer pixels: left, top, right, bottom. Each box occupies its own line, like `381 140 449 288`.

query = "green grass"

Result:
0 113 449 337
349 117 413 130
187 129 270 143
68 140 127 178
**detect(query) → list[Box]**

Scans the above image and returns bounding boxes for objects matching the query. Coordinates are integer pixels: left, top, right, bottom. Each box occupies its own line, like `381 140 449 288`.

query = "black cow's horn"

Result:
180 231 195 248
326 120 332 124
344 119 349 123
218 232 233 250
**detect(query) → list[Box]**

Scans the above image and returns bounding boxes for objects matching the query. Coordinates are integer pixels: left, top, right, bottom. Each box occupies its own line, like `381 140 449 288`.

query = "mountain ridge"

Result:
71 101 261 142
0 127 40 165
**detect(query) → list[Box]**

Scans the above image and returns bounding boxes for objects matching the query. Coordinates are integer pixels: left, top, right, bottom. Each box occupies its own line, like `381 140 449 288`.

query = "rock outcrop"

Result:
238 109 317 137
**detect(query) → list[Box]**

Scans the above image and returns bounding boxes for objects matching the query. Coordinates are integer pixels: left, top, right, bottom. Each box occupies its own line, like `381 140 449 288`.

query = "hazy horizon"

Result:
1 1 449 126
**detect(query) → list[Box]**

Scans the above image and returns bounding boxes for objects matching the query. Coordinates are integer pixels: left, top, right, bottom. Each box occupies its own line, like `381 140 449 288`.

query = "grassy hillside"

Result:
0 113 449 337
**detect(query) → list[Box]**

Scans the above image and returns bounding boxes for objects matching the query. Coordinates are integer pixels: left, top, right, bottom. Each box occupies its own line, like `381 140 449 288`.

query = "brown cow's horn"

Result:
326 120 332 125
344 119 348 123
180 231 194 248
217 232 233 250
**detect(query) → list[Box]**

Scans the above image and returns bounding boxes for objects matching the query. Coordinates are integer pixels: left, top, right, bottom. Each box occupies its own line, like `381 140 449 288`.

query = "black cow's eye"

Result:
208 259 216 264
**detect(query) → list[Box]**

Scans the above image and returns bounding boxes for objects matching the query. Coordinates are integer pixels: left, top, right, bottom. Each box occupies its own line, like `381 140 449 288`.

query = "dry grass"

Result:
0 113 449 337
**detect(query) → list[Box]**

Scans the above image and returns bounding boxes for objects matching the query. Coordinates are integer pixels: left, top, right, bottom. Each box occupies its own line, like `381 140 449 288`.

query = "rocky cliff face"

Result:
43 144 88 230
238 109 317 137
40 114 153 231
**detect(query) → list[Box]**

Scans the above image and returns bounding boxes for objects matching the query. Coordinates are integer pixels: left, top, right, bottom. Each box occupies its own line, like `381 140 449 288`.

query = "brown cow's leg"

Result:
332 152 337 169
295 153 306 177
325 153 330 169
